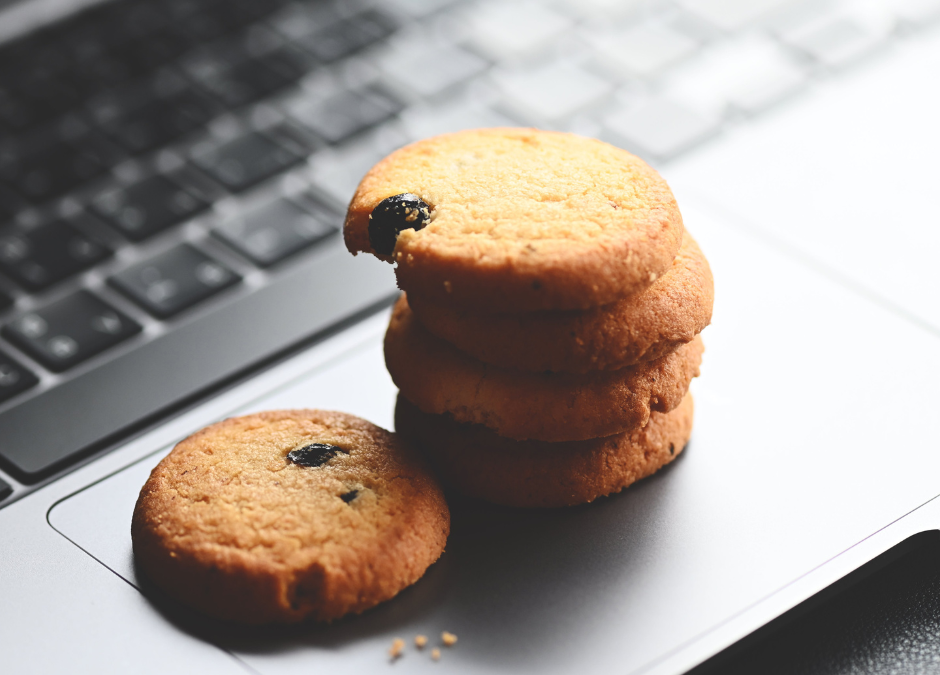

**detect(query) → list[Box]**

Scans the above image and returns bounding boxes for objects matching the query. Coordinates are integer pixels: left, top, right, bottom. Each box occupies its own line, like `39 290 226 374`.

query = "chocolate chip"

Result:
668 443 675 455
287 443 345 467
368 193 430 256
340 489 359 503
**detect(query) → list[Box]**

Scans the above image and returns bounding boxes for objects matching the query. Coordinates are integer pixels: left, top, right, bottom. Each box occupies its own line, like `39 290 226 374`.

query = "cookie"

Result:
407 234 713 373
395 393 694 508
345 128 684 312
131 410 450 624
385 295 702 442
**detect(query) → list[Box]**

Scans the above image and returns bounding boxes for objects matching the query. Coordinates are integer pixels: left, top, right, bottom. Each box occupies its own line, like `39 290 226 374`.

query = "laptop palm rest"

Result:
48 192 940 673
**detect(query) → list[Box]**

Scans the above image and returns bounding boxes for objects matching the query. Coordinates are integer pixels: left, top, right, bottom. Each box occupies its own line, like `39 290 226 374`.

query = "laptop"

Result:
2 0 940 672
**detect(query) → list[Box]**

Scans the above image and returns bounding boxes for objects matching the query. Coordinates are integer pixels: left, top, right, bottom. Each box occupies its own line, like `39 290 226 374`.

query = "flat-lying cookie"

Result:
407 234 713 373
385 295 702 442
132 410 450 624
345 128 684 312
396 393 693 508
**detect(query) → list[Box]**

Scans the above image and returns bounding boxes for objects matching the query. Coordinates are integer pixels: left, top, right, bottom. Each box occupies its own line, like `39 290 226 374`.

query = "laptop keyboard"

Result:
0 0 935 493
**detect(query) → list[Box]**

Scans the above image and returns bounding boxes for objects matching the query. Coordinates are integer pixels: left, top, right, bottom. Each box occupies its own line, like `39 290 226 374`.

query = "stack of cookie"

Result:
344 128 713 508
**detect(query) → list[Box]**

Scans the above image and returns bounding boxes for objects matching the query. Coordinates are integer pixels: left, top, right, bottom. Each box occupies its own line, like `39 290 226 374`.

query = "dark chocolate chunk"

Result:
368 193 430 256
287 443 345 467
668 443 675 455
340 489 359 503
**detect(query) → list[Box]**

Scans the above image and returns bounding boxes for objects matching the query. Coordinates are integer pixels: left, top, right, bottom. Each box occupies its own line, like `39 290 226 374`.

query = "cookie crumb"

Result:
431 648 441 661
442 631 458 647
415 634 428 649
389 638 405 659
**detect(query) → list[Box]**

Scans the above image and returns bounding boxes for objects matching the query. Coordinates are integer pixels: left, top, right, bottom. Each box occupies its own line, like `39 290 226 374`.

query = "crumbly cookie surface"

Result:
345 128 684 312
395 393 693 508
131 410 450 624
407 234 713 373
385 295 702 442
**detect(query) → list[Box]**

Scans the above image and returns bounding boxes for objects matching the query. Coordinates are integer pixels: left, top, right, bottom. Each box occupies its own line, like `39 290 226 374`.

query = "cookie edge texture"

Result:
395 393 694 508
385 295 703 441
407 233 713 372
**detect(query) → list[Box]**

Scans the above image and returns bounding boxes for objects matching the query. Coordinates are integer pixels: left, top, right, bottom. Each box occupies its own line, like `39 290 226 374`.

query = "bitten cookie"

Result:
396 393 694 508
345 128 684 312
132 410 450 625
407 234 713 373
385 295 703 442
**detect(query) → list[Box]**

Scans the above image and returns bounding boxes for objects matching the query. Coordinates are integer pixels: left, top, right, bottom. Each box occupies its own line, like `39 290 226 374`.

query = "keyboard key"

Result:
288 85 403 144
898 0 940 25
3 291 141 372
783 13 888 68
0 219 110 291
99 88 218 155
0 184 25 222
192 132 302 192
376 43 488 98
604 96 719 161
309 125 408 205
92 175 208 241
0 290 12 312
295 9 397 63
0 475 10 501
215 197 337 266
675 0 797 31
188 57 293 108
662 35 806 117
0 349 38 404
109 244 240 318
593 21 699 78
0 134 109 203
492 61 612 123
401 99 513 140
465 1 571 60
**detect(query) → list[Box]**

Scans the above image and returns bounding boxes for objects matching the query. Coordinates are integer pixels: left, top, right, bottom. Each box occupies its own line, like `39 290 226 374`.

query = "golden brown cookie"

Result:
345 128 684 312
407 234 713 373
395 393 693 508
385 295 702 442
131 410 450 625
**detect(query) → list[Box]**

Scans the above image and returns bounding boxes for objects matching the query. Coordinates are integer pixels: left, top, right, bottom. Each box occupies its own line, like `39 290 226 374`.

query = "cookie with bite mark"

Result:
345 128 684 312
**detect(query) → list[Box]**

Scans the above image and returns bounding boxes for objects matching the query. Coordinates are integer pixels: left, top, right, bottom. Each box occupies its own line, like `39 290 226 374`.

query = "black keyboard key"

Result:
124 30 192 70
259 44 319 81
0 133 109 203
0 475 10 501
101 89 218 154
109 244 240 318
0 348 38 404
0 219 110 291
0 290 12 312
189 57 292 108
0 184 24 222
191 132 302 192
296 10 397 63
215 197 336 267
2 291 141 372
86 70 187 127
92 175 207 241
289 85 403 144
